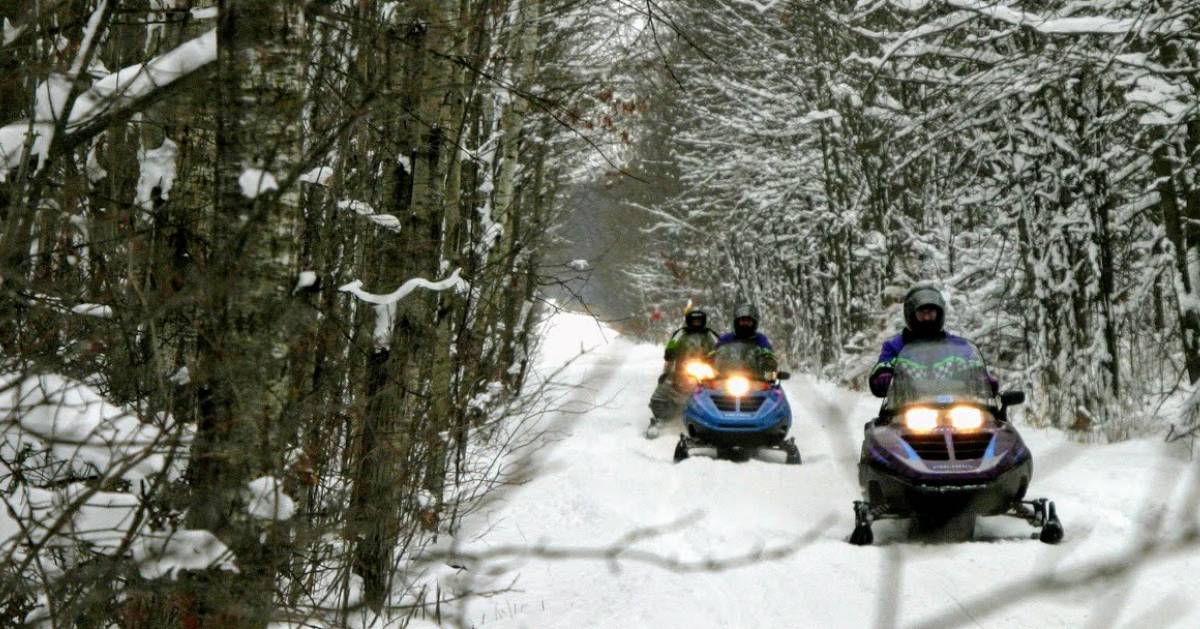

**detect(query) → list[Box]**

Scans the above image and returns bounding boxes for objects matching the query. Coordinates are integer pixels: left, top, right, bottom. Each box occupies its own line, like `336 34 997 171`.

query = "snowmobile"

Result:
646 358 714 439
849 338 1063 545
673 343 800 464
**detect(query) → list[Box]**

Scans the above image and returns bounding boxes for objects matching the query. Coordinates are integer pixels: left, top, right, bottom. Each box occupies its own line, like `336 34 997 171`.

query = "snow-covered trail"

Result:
457 314 1200 628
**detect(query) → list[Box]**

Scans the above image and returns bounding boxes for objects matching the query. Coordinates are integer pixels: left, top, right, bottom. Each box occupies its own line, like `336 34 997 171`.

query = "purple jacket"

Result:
716 332 773 350
869 331 998 397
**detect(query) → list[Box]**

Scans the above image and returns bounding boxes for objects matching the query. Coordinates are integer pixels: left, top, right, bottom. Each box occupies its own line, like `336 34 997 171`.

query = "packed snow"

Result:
426 309 1200 628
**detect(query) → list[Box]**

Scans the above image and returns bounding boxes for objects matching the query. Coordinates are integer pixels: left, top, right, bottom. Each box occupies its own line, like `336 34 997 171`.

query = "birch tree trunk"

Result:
181 1 303 625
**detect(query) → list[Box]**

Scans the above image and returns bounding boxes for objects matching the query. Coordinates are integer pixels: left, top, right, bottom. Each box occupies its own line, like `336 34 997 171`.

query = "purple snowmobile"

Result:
850 338 1063 545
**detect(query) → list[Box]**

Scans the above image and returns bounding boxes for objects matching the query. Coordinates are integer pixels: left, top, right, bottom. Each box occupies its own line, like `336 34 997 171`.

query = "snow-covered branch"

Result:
340 269 470 347
339 268 469 306
0 29 217 177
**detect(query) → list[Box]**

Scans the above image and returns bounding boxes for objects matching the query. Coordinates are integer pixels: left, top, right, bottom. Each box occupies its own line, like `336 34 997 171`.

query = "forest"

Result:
2 1 1199 627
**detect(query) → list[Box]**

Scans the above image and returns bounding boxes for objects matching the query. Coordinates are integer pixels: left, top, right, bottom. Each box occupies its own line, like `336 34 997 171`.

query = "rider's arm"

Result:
868 335 903 397
663 329 683 361
759 349 779 374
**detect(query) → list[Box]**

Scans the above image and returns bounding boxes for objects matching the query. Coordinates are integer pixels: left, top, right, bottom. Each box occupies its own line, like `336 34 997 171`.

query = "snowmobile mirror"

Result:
1000 390 1026 407
777 371 791 380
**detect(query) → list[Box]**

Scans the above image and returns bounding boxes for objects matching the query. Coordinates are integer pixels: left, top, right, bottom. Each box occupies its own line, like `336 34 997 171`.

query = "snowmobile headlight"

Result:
903 407 939 432
948 406 985 430
684 360 715 381
725 376 751 397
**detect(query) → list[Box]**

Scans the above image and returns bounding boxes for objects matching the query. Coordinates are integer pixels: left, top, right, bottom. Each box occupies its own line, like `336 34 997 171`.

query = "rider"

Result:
662 307 719 368
869 286 997 397
647 307 719 435
715 303 778 376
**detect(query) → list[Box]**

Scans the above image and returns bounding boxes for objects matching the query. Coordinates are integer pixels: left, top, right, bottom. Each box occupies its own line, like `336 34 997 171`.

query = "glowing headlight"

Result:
903 407 939 432
684 360 715 381
948 405 985 430
725 376 751 397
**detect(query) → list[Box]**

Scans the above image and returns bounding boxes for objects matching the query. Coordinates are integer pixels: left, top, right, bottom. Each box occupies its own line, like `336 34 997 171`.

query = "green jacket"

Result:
664 328 718 364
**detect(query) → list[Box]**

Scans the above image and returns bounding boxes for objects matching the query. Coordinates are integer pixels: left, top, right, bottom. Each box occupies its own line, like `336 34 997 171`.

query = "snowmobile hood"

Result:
684 383 790 434
864 420 1028 483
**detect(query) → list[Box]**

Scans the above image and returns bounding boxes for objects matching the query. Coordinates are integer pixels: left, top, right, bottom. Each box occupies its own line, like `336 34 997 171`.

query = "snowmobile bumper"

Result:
685 420 790 448
858 457 1031 518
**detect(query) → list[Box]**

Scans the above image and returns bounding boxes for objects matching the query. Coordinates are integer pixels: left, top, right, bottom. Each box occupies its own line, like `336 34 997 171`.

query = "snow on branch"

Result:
244 476 296 521
339 269 469 347
3 18 25 46
0 29 217 177
337 199 401 232
28 292 114 318
934 0 1165 35
339 269 468 306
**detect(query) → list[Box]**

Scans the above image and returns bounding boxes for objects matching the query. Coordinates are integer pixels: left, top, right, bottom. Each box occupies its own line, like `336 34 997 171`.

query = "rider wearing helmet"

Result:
715 303 778 376
647 307 719 436
869 286 997 397
716 304 772 350
663 308 718 363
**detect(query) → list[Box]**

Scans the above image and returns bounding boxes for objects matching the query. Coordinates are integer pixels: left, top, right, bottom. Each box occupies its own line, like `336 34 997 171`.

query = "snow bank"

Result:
531 303 617 376
133 529 238 579
2 484 143 554
0 373 183 481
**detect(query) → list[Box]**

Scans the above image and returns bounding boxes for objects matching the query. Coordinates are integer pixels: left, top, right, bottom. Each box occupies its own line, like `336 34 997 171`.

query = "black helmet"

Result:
903 286 945 336
684 308 707 331
732 303 760 339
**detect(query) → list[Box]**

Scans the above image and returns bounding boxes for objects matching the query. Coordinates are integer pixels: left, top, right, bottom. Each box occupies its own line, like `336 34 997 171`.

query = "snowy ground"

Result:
453 310 1200 628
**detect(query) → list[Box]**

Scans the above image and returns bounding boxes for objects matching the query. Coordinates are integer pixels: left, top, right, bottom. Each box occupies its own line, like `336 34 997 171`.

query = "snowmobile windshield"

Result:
673 332 712 361
885 338 994 410
711 342 768 380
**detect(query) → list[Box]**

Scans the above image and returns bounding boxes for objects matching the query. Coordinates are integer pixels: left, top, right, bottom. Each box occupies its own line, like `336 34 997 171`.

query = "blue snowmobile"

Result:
673 343 800 464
